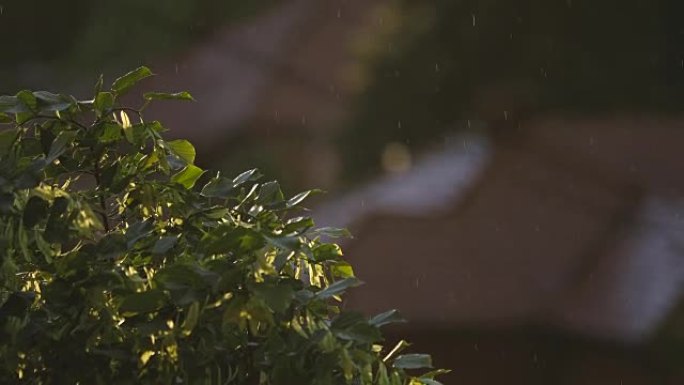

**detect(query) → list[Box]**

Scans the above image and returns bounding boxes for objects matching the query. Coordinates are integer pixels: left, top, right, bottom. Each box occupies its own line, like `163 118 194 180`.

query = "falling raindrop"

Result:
471 13 476 27
337 8 341 18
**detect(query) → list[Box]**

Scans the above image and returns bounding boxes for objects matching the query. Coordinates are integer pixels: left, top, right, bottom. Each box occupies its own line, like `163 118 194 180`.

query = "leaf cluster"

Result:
0 68 446 385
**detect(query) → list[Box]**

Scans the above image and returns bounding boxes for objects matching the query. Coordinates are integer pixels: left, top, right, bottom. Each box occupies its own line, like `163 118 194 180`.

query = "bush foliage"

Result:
0 68 445 384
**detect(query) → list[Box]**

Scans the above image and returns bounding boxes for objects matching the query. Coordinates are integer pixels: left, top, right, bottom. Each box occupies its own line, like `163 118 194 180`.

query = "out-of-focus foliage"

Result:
0 1 279 91
340 0 684 182
0 68 446 384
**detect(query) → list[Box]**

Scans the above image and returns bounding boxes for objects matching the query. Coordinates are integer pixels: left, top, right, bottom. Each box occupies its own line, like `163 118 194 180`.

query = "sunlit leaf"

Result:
98 123 123 143
111 66 153 95
167 139 196 164
93 92 115 116
181 301 200 336
143 91 194 101
286 189 322 209
172 164 205 189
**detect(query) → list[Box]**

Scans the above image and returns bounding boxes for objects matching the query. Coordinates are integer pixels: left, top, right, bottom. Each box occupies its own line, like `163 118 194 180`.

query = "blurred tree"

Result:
339 0 683 183
0 1 279 92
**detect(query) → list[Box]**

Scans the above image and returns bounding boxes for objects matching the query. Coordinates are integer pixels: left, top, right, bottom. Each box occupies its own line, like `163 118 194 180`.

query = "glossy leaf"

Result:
393 354 433 370
93 92 115 116
167 139 196 164
316 277 363 299
46 130 77 162
33 91 73 112
171 164 205 189
143 91 194 101
370 309 407 328
111 66 153 95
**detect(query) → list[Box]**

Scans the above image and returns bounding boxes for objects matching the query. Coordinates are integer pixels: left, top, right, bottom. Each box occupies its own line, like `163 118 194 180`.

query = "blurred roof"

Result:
323 117 684 342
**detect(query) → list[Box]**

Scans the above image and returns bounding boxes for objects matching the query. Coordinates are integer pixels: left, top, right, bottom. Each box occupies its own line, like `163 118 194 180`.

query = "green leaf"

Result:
283 216 314 234
393 354 433 370
16 90 37 112
111 66 153 95
125 219 153 248
0 129 17 153
265 235 300 251
200 177 234 198
311 227 352 239
253 282 295 313
316 277 362 299
152 236 178 255
377 363 390 385
200 169 261 198
93 92 115 116
418 369 451 380
47 130 77 162
181 301 200 336
369 309 406 327
167 139 196 164
143 91 194 101
98 123 123 143
312 243 343 261
286 189 320 209
0 112 11 123
256 181 284 206
119 289 166 315
172 164 205 189
331 312 383 343
155 264 217 293
331 262 355 278
33 91 73 112
233 168 261 187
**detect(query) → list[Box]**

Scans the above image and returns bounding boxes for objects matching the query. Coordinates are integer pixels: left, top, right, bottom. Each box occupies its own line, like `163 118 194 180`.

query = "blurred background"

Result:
3 0 684 383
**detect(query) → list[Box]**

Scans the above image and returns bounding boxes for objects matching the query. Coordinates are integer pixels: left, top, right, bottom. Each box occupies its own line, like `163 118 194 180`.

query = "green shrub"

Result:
0 68 446 384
